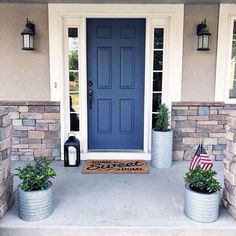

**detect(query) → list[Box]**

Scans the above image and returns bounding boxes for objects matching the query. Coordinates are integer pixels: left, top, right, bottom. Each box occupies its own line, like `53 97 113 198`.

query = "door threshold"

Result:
81 152 151 160
88 149 144 153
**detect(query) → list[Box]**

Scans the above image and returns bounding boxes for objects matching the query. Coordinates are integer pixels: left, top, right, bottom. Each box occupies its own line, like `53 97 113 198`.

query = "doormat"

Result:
83 160 149 174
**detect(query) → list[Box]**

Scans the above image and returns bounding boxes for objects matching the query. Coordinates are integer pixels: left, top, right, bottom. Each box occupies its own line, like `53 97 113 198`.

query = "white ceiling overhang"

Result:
1 0 236 4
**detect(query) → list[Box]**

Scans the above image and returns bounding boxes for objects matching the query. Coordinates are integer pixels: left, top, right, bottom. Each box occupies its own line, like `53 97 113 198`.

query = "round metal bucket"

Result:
18 183 53 221
151 130 173 168
184 184 220 223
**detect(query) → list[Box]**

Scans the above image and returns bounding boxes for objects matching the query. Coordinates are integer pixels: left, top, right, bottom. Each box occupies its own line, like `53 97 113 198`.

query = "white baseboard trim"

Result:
81 152 151 160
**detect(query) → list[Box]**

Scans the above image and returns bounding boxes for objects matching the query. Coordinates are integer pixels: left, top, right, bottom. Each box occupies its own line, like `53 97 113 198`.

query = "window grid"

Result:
229 21 236 99
152 28 164 128
68 27 80 131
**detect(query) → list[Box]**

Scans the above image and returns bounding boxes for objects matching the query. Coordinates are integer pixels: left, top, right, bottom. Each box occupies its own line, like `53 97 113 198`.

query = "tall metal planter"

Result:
184 184 220 223
151 130 173 168
18 183 53 221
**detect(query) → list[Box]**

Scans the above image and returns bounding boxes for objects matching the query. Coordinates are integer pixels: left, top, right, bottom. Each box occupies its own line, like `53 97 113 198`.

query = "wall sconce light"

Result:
197 19 211 51
21 18 35 50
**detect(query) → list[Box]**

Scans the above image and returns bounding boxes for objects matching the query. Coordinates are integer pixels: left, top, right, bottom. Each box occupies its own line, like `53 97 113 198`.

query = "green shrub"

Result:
15 157 56 191
184 165 222 193
154 103 170 131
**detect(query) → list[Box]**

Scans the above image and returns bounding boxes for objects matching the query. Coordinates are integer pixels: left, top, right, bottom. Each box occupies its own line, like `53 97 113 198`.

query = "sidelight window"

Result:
152 28 164 127
68 27 80 131
229 21 236 98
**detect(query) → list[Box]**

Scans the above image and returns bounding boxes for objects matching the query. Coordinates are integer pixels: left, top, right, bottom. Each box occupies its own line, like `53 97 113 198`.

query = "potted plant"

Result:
151 103 173 168
184 165 222 223
15 157 56 221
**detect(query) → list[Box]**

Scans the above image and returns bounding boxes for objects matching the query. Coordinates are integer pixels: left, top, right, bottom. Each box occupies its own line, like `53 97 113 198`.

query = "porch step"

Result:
2 226 236 236
1 161 236 236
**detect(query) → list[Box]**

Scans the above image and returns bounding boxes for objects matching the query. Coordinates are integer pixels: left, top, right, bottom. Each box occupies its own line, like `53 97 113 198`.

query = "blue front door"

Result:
87 19 145 149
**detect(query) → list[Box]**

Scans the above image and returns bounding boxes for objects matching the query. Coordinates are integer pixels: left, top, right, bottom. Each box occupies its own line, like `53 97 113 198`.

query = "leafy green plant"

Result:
15 157 56 191
184 165 222 193
154 103 170 131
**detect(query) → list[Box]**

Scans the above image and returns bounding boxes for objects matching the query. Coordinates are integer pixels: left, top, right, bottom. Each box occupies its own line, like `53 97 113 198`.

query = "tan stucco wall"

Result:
0 4 50 101
182 4 219 102
0 3 220 102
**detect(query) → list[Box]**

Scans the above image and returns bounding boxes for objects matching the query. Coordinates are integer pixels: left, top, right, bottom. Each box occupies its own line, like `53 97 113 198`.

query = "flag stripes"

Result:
190 144 213 170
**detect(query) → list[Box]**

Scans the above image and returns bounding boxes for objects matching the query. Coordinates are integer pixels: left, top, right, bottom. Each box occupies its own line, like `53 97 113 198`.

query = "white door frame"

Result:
48 4 184 160
215 4 236 103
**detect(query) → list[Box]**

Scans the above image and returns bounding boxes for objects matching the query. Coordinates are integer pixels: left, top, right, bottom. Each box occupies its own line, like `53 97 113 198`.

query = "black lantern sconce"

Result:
64 133 80 167
21 18 35 50
197 19 211 51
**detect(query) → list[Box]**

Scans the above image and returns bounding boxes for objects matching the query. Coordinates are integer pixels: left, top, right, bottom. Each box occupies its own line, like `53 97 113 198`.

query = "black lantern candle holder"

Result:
197 19 211 51
64 133 80 167
21 18 35 50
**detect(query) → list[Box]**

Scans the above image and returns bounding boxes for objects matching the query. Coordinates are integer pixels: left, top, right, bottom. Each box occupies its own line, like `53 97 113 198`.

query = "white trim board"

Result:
83 152 150 160
215 4 236 103
48 4 184 160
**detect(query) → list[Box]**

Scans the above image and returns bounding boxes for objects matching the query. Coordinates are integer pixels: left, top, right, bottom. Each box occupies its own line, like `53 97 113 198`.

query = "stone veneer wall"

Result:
0 109 14 218
0 101 60 161
223 110 236 220
172 102 227 161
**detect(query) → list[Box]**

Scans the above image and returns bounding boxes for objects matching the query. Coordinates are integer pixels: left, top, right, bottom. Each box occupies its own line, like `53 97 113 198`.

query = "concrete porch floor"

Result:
0 161 236 236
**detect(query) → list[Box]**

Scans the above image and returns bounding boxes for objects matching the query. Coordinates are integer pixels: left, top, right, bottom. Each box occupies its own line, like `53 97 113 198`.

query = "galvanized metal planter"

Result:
184 184 220 223
18 183 53 221
151 130 173 168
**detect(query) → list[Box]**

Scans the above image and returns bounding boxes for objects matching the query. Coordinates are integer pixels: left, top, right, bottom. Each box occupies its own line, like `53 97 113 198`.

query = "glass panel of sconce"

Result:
21 19 35 50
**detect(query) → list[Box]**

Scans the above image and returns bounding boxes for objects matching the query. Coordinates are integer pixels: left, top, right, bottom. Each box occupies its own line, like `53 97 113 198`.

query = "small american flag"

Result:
190 144 213 170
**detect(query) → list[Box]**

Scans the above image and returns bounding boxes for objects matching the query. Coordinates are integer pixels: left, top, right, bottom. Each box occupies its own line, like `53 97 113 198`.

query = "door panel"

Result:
87 19 145 149
97 47 112 88
97 99 112 134
120 99 134 133
120 47 135 89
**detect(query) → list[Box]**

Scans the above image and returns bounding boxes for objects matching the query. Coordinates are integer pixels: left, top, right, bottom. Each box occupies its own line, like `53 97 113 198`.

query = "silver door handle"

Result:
88 89 93 109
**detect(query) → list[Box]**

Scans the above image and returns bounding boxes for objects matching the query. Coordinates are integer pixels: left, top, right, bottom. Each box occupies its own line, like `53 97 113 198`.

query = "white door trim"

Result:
215 4 236 103
48 4 184 160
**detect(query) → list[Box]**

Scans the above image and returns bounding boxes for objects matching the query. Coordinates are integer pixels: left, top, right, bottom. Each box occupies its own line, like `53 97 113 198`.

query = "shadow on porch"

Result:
0 161 236 236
